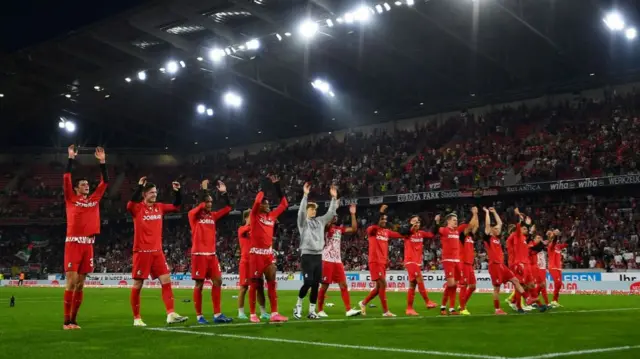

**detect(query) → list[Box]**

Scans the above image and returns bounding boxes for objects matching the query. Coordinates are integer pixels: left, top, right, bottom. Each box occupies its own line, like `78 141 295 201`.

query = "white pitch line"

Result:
158 307 640 330
148 327 508 359
515 345 640 359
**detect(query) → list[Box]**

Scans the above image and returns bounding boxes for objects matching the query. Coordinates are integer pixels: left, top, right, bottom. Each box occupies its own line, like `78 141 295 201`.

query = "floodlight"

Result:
299 19 319 38
375 5 383 13
276 33 283 41
383 3 391 11
179 61 186 68
246 39 260 50
64 121 76 133
326 19 334 27
603 12 625 31
166 61 179 74
209 48 226 62
125 77 132 82
406 0 414 5
223 91 243 108
311 79 335 98
206 108 214 116
197 104 206 114
58 121 65 129
137 71 147 81
626 27 637 40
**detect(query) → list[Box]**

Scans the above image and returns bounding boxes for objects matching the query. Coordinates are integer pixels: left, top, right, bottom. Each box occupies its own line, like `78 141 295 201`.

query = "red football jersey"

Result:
528 246 539 266
64 173 108 238
367 225 403 265
188 203 232 254
484 235 504 264
460 234 475 265
127 201 179 251
513 223 530 264
548 242 567 269
249 191 288 250
506 233 515 266
403 230 434 266
238 225 251 261
438 224 468 262
324 225 346 263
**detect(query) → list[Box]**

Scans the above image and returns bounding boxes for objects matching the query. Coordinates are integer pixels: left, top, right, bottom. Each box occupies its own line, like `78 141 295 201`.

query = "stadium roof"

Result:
1 0 639 151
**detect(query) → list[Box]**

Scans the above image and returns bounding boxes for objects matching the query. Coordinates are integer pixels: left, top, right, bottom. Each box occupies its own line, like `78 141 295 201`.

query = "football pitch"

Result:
1 288 639 359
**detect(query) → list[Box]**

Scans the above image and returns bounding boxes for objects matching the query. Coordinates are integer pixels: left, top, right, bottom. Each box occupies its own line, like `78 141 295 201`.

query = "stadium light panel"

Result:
137 71 147 81
285 32 292 37
65 94 71 98
344 12 354 23
326 19 334 27
626 27 637 40
375 5 383 13
209 48 226 62
197 104 206 114
336 17 344 23
179 61 186 68
225 48 232 55
206 108 214 116
125 77 132 83
166 61 179 74
603 12 625 31
223 91 243 108
197 57 204 61
406 0 414 6
0 93 3 98
383 3 391 11
299 19 319 39
311 79 335 98
395 1 402 6
246 39 260 50
353 6 372 22
64 121 76 133
276 33 283 41
58 121 65 128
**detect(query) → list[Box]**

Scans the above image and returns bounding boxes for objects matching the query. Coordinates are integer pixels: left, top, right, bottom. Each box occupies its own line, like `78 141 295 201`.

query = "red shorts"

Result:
249 253 276 279
442 261 462 281
404 263 423 282
63 242 94 274
549 269 562 284
132 251 170 280
322 261 347 284
191 255 221 280
460 263 476 285
535 268 547 284
514 262 534 284
239 260 250 287
369 262 387 281
488 262 515 286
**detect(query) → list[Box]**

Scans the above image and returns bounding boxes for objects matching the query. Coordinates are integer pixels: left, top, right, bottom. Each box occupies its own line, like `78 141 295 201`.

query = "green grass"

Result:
1 287 639 359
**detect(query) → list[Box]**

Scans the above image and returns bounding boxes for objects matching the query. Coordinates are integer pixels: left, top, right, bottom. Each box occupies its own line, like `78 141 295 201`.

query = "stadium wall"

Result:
3 271 639 294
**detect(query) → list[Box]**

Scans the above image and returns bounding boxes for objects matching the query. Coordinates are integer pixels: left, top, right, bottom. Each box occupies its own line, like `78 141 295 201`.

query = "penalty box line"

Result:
159 307 640 330
148 327 508 359
514 345 640 359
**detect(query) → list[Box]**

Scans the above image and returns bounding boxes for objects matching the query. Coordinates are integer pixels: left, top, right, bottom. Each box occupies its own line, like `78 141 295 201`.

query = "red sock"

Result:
130 287 141 319
407 287 416 309
318 287 326 312
193 287 203 316
441 286 450 307
363 288 378 305
553 282 561 302
340 286 351 310
459 286 467 309
70 290 83 323
493 299 500 310
379 287 389 312
267 280 278 313
417 282 429 303
249 282 257 315
212 285 221 315
515 292 522 310
63 290 73 323
448 286 456 309
465 287 476 308
161 283 175 314
541 285 549 305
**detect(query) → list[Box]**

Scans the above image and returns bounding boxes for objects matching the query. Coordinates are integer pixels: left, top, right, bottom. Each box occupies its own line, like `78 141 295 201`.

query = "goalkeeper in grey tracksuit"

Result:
293 182 338 319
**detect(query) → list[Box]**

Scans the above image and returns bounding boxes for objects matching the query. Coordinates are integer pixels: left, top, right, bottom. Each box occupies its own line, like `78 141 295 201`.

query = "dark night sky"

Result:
0 0 146 53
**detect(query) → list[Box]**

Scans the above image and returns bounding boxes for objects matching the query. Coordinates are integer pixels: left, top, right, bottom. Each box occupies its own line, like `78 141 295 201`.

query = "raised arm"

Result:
344 204 358 234
483 207 491 236
491 207 502 233
159 181 182 213
212 180 232 220
465 207 479 235
318 185 338 225
297 182 310 230
127 177 146 213
269 175 288 218
91 147 109 200
63 145 77 201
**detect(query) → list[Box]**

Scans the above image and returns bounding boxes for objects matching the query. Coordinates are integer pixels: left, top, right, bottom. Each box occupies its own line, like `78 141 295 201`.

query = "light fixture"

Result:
246 39 260 50
406 0 414 6
336 18 344 23
395 1 402 6
64 121 76 133
197 57 203 61
225 48 232 55
94 86 101 91
299 19 319 39
626 27 637 40
223 91 243 108
285 32 292 37
344 12 354 23
206 108 214 116
197 104 206 114
326 19 334 27
603 12 625 31
311 79 335 98
353 6 372 22
420 102 424 106
65 94 71 98
375 5 383 13
137 71 147 81
166 61 179 74
125 77 132 83
104 94 110 98
0 93 4 98
58 121 65 129
209 48 226 62
374 110 378 114
179 60 186 68
194 141 198 145
276 33 282 41
383 2 391 11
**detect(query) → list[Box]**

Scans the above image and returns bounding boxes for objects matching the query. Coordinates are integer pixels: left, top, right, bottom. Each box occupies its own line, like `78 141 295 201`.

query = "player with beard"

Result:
62 145 108 330
188 179 233 324
398 215 437 316
237 210 270 320
316 204 362 318
248 175 289 323
127 177 188 326
358 205 404 317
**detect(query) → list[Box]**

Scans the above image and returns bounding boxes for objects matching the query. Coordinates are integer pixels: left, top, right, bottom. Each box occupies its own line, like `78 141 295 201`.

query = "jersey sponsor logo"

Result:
65 236 95 244
74 201 98 208
259 217 275 226
465 237 474 244
143 214 163 221
375 235 389 241
198 218 215 225
249 247 273 255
